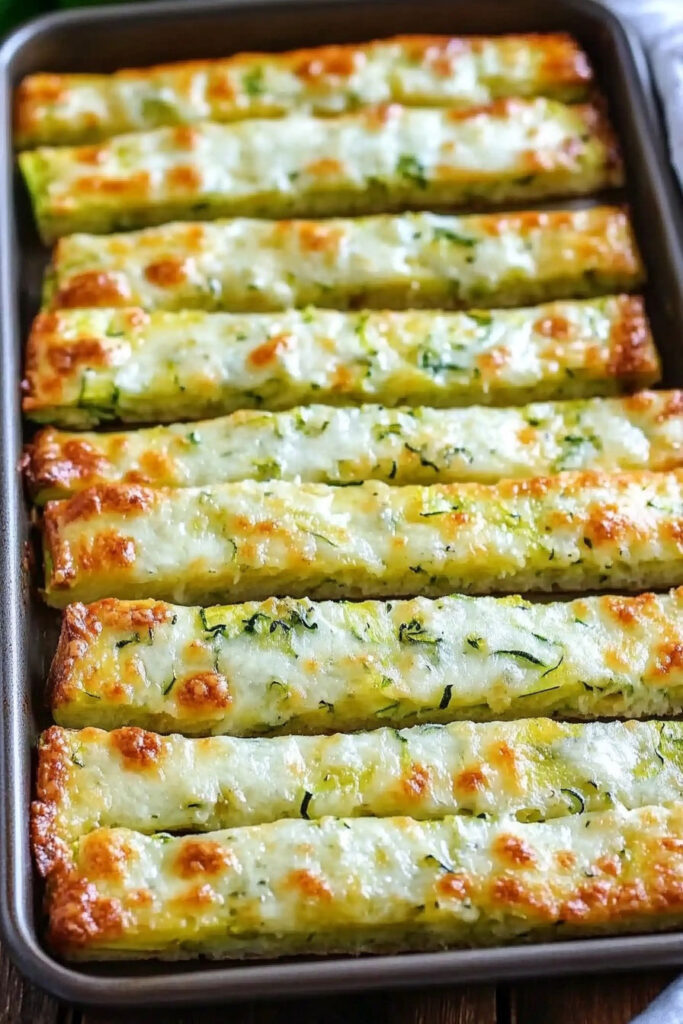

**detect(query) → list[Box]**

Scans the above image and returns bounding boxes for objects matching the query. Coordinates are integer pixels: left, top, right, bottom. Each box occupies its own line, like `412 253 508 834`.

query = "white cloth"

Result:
602 0 683 186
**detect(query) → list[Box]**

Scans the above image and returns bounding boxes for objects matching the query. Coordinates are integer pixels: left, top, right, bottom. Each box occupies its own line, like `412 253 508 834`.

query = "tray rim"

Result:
1 0 683 1007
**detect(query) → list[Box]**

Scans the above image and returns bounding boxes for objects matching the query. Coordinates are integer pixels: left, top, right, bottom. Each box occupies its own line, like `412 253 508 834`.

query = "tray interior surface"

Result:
1 0 683 1006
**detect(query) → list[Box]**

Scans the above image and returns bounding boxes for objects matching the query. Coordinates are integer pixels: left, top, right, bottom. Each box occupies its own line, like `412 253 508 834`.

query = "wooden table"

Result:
1 940 677 1023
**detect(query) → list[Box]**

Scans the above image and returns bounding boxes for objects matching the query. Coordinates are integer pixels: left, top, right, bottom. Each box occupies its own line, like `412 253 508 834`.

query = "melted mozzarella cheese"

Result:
42 470 683 608
33 720 683 857
42 805 683 959
20 101 620 241
50 588 683 734
15 34 594 148
25 391 678 502
22 297 659 429
44 207 645 314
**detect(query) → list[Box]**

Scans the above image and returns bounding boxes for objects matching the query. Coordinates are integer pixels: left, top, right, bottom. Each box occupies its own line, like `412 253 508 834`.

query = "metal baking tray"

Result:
1 0 682 1008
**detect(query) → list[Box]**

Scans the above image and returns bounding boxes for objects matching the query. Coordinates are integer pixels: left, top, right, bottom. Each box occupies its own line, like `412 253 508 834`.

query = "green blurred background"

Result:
1 0 159 34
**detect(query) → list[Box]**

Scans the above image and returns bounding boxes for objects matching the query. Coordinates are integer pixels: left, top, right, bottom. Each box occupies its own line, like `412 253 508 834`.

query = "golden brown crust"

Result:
24 430 111 497
47 876 128 951
49 598 175 709
43 487 153 590
58 484 154 526
48 602 103 708
608 296 659 381
31 726 73 878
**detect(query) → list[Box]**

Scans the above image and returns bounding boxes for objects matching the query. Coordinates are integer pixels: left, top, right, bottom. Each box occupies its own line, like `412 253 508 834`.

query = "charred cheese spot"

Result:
436 873 470 899
294 45 359 81
363 103 402 128
493 834 537 867
305 157 345 177
454 765 488 794
401 763 430 799
491 875 551 915
647 642 683 679
247 333 292 369
596 855 620 877
286 868 333 902
165 165 203 192
75 146 107 166
603 592 658 626
175 672 232 710
125 888 153 908
171 125 200 149
144 258 191 288
477 347 510 376
119 450 169 486
46 337 111 374
54 271 132 308
93 597 172 630
111 727 163 769
206 72 236 103
584 504 638 546
657 391 683 421
533 314 572 340
284 220 343 254
498 474 553 500
174 883 220 908
80 830 134 881
664 519 683 546
446 97 523 122
74 171 151 197
175 839 234 878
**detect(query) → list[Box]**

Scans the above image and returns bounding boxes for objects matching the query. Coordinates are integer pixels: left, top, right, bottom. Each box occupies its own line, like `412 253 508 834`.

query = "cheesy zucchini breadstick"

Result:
42 470 683 607
49 587 683 735
20 100 621 241
50 589 683 733
43 207 644 314
41 805 683 959
15 34 594 148
33 720 683 851
21 296 658 428
24 391 679 503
